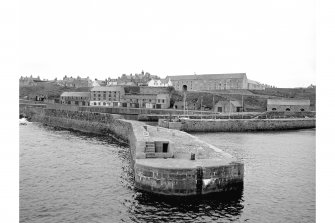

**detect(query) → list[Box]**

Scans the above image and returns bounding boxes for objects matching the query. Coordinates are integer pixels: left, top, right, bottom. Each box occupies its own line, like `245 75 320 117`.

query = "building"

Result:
123 87 171 109
267 99 310 112
147 78 173 87
247 80 266 90
166 73 265 91
214 100 243 113
19 76 44 86
89 86 171 109
58 76 93 88
60 92 90 106
89 86 125 106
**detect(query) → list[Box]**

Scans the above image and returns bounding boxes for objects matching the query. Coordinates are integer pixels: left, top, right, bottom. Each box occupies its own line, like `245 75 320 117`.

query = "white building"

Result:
147 78 172 87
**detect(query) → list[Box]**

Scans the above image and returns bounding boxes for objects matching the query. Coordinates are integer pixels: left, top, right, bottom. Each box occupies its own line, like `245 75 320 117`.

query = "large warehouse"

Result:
166 73 265 91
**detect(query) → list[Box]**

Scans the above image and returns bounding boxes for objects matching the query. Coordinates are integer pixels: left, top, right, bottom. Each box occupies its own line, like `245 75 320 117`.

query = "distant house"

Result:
58 76 93 88
267 99 310 112
147 78 172 87
19 76 45 86
60 92 90 106
214 100 243 113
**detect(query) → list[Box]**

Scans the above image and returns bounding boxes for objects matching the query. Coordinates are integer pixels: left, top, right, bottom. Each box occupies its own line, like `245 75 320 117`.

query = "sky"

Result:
17 0 315 87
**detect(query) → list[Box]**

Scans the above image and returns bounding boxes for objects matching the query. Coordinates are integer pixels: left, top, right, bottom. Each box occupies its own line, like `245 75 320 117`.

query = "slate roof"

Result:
91 86 124 92
167 73 246 80
60 92 90 97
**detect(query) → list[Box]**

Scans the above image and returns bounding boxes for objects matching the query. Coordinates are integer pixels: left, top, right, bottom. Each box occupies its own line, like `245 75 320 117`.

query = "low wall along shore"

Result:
179 118 316 132
20 104 244 196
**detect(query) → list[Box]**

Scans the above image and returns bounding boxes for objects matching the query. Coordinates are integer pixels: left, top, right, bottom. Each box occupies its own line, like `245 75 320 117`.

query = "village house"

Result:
19 76 45 86
89 86 171 109
58 76 93 88
147 78 173 87
267 99 310 112
60 92 91 106
89 86 125 106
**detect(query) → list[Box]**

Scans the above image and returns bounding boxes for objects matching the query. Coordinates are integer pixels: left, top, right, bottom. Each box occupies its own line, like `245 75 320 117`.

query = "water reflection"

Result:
127 185 244 223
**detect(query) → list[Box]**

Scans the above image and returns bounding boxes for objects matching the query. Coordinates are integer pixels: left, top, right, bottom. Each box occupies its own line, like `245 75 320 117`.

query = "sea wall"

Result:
180 118 316 132
20 104 244 196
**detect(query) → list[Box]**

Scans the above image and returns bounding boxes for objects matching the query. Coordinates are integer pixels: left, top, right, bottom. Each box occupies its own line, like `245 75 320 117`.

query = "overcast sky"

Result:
18 0 315 87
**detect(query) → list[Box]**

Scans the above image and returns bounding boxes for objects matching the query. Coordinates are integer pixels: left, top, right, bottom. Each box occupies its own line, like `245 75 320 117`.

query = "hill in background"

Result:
19 82 91 100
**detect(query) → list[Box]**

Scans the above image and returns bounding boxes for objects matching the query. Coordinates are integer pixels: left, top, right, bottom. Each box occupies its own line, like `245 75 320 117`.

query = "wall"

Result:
20 104 244 196
134 161 244 196
180 118 316 132
267 104 310 112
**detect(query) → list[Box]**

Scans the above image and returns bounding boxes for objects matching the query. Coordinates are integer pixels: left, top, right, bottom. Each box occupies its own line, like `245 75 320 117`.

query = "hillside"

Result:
19 82 91 99
172 88 316 112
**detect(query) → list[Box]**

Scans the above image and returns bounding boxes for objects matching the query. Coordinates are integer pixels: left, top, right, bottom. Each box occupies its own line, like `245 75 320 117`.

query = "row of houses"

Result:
60 86 171 109
22 73 268 90
59 85 311 112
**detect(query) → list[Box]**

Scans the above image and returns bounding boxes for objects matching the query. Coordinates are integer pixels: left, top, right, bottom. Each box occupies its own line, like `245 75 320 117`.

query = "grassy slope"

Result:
172 88 316 112
19 82 92 99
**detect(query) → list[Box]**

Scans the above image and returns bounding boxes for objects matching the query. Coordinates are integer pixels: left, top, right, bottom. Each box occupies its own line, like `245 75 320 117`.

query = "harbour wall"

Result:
20 104 244 196
179 118 316 132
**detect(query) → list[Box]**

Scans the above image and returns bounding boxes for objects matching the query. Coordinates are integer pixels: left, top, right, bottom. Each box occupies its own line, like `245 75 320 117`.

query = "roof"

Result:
247 79 260 85
166 73 246 81
267 99 310 106
60 92 90 97
91 86 124 92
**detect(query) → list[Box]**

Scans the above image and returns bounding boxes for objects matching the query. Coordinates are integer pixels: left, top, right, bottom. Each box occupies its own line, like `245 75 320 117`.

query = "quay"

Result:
20 103 244 196
159 117 316 132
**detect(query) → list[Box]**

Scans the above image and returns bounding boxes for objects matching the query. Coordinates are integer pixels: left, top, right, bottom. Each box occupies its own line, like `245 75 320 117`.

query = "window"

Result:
158 99 160 103
162 99 165 103
300 108 305 111
286 108 291 111
272 108 277 111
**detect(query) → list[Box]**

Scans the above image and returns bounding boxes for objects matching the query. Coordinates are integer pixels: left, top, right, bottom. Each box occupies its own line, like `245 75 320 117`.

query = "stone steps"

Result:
145 142 155 153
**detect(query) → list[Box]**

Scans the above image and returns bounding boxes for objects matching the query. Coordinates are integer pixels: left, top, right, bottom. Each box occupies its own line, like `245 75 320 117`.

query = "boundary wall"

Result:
180 118 316 132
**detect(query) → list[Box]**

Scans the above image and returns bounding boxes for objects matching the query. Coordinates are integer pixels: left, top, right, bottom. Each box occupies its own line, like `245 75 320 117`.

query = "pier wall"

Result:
180 118 316 132
20 104 244 196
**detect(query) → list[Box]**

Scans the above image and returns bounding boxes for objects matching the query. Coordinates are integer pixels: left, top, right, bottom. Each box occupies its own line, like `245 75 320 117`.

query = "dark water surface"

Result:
20 123 315 223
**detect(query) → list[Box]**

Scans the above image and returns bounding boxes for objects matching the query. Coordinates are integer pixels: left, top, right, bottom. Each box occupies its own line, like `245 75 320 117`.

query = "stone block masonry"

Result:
20 103 244 196
180 118 316 132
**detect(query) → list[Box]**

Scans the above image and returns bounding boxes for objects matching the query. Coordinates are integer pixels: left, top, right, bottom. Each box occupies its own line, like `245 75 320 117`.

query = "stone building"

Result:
19 76 43 86
89 86 125 106
60 92 90 106
167 73 248 91
166 73 265 91
214 100 243 113
89 86 171 109
58 76 93 88
267 99 310 112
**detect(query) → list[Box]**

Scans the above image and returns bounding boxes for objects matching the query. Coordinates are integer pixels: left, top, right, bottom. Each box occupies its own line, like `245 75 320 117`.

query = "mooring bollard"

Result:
191 153 195 160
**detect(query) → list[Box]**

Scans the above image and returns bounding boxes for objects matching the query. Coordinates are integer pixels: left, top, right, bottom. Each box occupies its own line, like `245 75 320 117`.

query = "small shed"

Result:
214 100 243 113
267 99 310 112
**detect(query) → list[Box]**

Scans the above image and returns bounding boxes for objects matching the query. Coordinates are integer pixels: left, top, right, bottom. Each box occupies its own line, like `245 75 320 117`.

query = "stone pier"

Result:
20 104 244 196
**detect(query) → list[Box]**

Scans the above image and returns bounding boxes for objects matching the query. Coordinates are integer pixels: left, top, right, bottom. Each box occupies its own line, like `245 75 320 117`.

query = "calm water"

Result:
20 123 315 223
